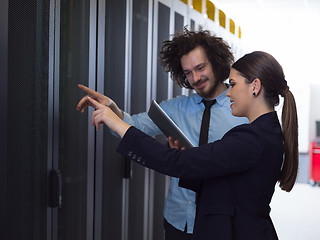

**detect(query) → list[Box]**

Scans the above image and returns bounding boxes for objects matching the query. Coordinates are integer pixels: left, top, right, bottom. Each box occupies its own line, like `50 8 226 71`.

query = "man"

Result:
77 29 247 240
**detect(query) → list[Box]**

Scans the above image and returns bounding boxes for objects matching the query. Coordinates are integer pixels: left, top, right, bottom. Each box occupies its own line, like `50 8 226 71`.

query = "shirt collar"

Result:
194 88 230 106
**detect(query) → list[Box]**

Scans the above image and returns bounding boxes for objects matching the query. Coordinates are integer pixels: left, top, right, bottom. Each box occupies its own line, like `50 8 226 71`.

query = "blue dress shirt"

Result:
122 89 248 233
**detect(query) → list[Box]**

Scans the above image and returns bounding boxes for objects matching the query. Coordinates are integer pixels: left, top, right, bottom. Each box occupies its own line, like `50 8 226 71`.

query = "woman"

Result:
85 51 298 239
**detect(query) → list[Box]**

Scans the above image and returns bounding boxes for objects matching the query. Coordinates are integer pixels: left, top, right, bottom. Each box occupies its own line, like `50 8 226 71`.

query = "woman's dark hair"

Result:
232 51 298 192
159 28 234 89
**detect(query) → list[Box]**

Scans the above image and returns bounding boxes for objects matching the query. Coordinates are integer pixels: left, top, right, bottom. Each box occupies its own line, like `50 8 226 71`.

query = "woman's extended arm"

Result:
87 96 273 180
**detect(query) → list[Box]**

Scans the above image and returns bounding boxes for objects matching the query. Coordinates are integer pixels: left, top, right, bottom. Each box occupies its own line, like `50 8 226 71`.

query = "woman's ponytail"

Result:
279 89 299 192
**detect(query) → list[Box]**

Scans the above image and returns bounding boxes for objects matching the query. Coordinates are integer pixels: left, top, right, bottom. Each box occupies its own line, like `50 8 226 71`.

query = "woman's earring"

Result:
253 92 256 97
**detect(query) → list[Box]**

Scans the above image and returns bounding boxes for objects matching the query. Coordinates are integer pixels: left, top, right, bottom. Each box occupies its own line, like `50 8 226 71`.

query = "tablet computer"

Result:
148 100 195 149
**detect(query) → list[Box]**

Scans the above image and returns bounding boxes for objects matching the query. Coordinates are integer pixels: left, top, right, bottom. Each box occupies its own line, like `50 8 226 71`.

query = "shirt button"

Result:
137 157 142 162
128 151 133 157
188 201 192 204
132 154 137 160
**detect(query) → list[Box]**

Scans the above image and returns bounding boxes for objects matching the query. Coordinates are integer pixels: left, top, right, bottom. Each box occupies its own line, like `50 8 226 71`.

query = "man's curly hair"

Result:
159 28 234 89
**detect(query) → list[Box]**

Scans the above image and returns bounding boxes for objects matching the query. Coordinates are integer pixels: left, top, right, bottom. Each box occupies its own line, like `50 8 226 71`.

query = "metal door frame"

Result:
0 0 8 235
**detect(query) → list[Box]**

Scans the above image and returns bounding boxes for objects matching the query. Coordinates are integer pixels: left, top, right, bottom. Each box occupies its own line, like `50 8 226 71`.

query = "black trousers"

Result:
164 219 193 240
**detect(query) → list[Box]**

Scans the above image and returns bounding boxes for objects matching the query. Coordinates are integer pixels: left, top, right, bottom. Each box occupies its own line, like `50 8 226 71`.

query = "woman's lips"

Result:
230 100 234 108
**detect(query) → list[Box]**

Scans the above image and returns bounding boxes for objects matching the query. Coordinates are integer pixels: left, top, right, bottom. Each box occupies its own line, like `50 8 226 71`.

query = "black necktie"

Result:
178 99 216 201
199 99 216 146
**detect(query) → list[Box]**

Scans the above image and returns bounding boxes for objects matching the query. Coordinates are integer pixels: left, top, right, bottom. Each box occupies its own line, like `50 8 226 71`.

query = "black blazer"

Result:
117 112 283 240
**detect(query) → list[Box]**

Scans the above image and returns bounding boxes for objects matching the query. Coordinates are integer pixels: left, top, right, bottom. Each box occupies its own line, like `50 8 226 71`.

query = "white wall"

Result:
226 8 320 153
309 84 320 141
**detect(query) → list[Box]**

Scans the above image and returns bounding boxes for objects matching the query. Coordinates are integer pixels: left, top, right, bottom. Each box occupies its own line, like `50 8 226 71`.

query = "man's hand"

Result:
168 137 185 150
77 84 124 119
77 84 112 113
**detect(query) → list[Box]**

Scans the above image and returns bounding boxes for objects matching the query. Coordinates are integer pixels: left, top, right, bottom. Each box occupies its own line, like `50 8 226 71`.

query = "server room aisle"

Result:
270 183 320 240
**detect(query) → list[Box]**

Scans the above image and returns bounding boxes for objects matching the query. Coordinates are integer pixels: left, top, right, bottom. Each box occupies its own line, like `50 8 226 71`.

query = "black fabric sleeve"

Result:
117 125 264 179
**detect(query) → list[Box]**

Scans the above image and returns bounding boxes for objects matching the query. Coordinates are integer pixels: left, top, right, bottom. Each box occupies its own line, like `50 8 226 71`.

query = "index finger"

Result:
87 96 105 110
78 84 97 96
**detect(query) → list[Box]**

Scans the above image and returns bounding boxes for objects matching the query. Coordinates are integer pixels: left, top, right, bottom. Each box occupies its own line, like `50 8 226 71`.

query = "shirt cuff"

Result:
122 111 135 125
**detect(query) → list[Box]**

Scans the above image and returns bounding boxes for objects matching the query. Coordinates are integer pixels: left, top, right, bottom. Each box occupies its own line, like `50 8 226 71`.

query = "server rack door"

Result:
2 0 50 239
56 0 93 239
128 0 151 239
151 2 171 240
99 0 127 239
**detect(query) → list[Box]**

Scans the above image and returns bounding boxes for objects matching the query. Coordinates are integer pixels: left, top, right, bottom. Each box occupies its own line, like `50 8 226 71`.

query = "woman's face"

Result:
226 68 253 118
